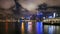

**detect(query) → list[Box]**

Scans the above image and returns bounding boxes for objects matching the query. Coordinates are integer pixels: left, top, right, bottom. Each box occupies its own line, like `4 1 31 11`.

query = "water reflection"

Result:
36 21 43 34
25 22 28 34
1 21 60 34
48 26 55 34
20 21 60 34
44 25 60 34
28 22 32 34
21 22 24 34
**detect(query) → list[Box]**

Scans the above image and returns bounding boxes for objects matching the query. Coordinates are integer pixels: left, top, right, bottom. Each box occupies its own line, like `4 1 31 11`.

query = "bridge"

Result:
43 18 60 24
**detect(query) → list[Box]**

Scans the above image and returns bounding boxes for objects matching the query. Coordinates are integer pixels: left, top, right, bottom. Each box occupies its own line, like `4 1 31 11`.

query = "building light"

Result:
53 12 56 18
48 16 53 18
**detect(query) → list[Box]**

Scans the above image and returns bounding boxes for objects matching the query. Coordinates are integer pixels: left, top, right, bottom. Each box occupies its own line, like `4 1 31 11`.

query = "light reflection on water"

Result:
21 21 60 34
21 21 43 34
21 22 24 34
44 25 60 34
48 26 55 34
36 22 43 34
28 22 32 34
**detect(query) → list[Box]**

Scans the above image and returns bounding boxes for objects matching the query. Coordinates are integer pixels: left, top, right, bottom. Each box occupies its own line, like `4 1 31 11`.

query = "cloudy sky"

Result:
0 0 60 17
0 0 60 10
19 0 46 11
19 0 60 10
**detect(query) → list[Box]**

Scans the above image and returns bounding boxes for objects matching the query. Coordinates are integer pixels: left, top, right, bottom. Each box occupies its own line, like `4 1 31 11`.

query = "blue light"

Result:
37 12 43 15
26 22 28 32
20 19 22 23
53 13 56 18
37 12 43 18
48 16 53 18
48 26 55 34
36 21 43 34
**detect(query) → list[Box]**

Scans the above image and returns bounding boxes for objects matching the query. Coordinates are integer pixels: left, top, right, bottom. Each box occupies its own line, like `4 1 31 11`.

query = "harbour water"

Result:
0 21 60 34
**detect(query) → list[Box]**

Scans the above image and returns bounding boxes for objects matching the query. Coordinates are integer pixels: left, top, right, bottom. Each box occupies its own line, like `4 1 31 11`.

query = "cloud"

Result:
0 0 15 9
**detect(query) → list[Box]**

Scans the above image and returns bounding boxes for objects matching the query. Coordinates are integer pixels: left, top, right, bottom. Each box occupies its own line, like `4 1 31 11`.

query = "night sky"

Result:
0 0 60 17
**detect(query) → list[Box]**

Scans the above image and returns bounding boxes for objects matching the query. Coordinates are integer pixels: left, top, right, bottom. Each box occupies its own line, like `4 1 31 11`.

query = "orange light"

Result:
21 22 24 34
